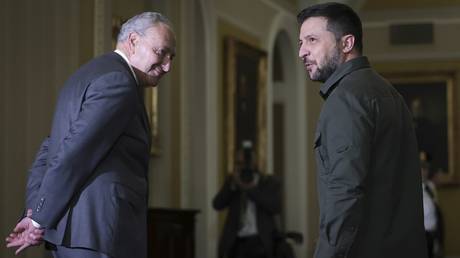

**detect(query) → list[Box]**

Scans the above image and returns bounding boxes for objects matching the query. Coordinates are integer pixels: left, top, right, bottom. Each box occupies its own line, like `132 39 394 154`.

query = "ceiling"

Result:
361 0 460 10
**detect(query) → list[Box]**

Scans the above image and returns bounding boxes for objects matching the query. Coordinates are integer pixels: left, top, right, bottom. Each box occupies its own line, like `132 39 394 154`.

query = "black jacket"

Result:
314 56 427 258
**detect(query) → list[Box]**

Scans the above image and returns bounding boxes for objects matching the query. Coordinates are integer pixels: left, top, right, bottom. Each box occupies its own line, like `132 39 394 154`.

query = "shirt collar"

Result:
114 49 139 85
319 56 371 99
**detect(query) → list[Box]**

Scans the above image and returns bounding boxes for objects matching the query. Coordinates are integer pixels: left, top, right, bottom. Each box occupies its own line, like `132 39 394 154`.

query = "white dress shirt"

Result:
114 49 139 85
422 182 437 232
237 175 260 237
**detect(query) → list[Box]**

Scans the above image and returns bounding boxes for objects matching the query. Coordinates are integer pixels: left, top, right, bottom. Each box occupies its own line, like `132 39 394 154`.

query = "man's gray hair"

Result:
117 12 172 42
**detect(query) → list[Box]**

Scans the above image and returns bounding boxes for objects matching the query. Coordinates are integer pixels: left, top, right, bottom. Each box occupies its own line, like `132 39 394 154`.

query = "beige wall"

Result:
0 1 82 258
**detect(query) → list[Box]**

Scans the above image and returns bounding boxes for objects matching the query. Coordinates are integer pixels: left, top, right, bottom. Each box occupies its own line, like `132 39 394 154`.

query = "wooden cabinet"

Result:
148 208 199 258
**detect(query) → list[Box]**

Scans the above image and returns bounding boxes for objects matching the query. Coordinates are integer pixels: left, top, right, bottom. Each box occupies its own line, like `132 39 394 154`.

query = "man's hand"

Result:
5 210 44 255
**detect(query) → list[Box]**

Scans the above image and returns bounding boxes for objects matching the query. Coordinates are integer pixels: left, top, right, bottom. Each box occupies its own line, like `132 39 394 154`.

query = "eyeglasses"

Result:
152 47 175 63
138 35 175 62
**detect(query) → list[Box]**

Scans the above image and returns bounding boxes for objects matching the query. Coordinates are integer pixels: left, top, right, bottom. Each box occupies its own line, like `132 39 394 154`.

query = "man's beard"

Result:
311 47 341 83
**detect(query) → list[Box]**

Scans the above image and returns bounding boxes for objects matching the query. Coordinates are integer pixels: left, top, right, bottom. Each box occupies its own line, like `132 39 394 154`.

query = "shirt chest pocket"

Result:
314 132 330 173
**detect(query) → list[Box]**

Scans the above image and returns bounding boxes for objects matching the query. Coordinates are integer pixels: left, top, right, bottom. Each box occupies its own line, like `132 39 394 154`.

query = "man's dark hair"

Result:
297 2 363 53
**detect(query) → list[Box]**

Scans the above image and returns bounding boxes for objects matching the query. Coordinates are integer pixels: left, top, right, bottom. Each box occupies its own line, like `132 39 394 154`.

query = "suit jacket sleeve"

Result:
246 176 281 214
315 90 374 258
31 71 138 228
25 137 50 210
212 176 238 211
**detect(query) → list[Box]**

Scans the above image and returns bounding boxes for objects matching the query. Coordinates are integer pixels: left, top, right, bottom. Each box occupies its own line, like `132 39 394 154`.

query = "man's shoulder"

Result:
334 68 394 102
340 66 382 87
61 52 136 96
70 53 132 82
83 52 127 73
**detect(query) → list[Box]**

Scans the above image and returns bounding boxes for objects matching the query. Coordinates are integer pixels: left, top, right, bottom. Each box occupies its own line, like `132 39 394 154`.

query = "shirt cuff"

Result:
31 219 41 228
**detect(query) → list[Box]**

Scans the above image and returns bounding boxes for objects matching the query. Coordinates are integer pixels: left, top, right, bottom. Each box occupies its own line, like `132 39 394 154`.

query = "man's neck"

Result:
114 48 139 85
343 52 361 63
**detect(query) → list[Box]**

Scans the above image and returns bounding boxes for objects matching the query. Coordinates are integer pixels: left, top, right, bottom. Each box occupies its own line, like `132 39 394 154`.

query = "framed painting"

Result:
387 74 455 180
145 87 160 155
224 37 268 174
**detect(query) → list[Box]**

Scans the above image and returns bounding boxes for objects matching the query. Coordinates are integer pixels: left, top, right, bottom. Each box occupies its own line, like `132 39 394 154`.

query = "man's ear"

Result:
341 34 355 54
127 32 140 54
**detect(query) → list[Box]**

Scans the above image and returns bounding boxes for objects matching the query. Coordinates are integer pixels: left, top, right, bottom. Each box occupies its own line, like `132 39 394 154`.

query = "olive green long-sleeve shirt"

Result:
314 56 427 258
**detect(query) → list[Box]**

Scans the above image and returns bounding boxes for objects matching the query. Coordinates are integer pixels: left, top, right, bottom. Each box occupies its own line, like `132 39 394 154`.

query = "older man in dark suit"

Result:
298 3 427 258
5 12 176 258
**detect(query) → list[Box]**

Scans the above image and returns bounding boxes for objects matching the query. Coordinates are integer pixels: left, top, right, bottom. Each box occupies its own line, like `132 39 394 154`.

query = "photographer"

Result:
213 142 281 258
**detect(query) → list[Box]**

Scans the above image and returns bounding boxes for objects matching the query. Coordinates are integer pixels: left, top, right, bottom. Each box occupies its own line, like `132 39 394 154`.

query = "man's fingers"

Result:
6 236 23 247
28 229 44 243
6 240 24 248
28 239 42 246
15 242 30 255
32 228 44 235
7 233 20 240
13 222 26 233
5 233 20 244
6 218 43 253
28 232 43 242
6 243 19 248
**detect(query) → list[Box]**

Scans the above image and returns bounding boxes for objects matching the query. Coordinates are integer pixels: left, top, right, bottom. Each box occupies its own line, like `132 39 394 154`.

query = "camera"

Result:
240 140 255 183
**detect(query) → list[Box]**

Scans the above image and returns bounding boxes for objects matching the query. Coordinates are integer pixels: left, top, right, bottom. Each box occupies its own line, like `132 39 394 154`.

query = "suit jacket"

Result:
25 52 151 258
313 56 427 258
213 174 281 258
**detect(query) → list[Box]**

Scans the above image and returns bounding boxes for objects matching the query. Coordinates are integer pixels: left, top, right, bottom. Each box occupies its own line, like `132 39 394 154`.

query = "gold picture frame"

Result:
224 37 268 174
144 87 161 155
